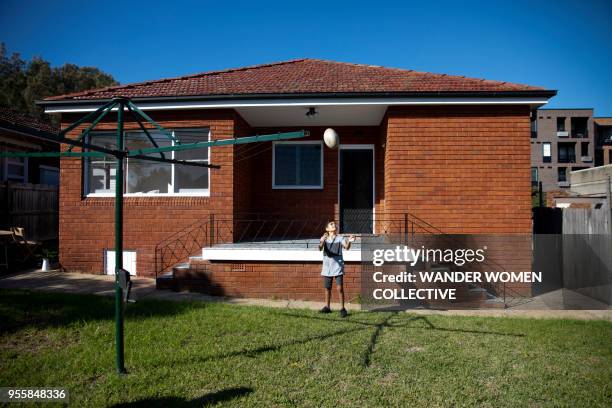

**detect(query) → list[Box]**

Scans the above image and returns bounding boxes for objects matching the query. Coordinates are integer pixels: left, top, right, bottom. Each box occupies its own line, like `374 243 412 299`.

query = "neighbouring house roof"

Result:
0 106 59 150
0 106 59 135
43 59 554 103
594 117 612 126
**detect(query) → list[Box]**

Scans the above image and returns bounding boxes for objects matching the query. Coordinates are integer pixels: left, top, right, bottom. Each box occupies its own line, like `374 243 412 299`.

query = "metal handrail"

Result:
154 212 530 307
155 212 431 275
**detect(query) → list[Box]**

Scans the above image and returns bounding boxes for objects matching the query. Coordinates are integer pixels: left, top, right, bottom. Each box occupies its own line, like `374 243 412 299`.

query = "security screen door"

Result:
339 147 374 233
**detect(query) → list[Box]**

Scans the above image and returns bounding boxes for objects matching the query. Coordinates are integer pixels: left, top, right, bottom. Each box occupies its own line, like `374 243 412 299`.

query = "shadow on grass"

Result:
148 325 367 369
110 386 253 407
0 289 209 335
150 311 525 371
274 311 526 337
273 311 526 368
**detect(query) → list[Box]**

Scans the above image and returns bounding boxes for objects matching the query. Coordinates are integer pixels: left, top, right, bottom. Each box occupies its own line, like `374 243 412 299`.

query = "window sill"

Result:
272 185 324 190
85 192 210 198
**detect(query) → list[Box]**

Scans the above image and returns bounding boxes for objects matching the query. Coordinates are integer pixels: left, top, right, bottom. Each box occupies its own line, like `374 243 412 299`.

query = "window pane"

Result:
175 165 209 191
89 157 116 193
126 159 170 193
298 145 321 185
174 129 209 192
174 129 209 161
7 163 24 177
274 144 321 187
558 168 566 182
125 131 171 194
275 145 297 185
87 132 116 194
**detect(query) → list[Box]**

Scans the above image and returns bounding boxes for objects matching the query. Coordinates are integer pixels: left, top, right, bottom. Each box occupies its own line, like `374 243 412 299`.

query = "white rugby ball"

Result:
323 128 339 149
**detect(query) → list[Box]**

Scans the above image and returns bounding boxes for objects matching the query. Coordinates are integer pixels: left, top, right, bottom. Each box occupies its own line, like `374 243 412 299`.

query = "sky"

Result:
1 0 611 115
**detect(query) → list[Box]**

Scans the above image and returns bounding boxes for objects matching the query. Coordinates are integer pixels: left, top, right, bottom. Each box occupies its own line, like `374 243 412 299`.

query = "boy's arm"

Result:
319 233 328 251
343 235 356 250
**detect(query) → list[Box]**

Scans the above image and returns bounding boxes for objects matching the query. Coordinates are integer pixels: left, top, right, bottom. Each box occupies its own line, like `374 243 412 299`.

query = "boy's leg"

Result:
320 277 332 313
336 275 346 315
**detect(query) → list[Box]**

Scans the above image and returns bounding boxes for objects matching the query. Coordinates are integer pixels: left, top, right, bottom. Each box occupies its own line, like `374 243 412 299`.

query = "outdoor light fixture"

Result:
306 107 318 117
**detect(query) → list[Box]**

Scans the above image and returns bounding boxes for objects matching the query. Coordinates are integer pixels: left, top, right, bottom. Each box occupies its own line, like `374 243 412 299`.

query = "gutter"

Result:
38 90 557 107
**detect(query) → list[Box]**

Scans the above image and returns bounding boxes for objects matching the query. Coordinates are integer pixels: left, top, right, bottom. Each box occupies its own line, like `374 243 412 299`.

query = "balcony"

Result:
558 143 576 164
571 131 588 139
557 156 576 164
570 117 589 139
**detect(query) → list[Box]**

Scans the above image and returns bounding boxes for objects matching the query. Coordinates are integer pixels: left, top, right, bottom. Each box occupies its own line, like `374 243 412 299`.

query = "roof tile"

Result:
45 58 549 101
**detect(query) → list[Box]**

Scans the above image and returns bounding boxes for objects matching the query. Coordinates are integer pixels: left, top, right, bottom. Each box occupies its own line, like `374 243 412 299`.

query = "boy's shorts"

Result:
323 274 344 289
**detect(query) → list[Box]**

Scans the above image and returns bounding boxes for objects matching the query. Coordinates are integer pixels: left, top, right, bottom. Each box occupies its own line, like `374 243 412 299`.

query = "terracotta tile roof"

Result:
594 117 612 126
44 58 550 102
0 106 59 134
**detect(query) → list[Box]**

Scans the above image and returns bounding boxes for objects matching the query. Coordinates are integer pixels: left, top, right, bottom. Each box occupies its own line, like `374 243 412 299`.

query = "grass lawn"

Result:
0 289 610 407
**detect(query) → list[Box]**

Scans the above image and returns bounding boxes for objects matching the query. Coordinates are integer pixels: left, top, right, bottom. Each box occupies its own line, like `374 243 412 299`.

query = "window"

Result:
571 117 588 138
86 132 118 194
531 167 538 187
125 130 172 194
556 117 566 132
581 142 589 157
85 128 210 196
173 130 210 193
558 143 576 163
558 167 567 183
531 115 537 138
542 143 552 163
273 141 323 189
4 156 28 182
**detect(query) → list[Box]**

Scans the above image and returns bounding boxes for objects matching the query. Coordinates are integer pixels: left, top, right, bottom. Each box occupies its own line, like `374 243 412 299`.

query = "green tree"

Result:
0 43 27 112
0 43 118 124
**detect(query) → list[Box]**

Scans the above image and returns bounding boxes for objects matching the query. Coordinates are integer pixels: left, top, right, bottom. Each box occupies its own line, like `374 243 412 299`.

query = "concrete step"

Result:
155 272 176 291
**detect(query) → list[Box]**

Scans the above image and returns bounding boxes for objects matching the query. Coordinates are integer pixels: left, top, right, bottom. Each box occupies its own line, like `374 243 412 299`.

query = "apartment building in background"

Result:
594 117 612 165
531 108 594 192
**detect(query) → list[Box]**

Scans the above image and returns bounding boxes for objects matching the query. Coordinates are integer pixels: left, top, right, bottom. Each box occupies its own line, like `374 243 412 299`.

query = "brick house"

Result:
0 106 60 186
41 59 556 304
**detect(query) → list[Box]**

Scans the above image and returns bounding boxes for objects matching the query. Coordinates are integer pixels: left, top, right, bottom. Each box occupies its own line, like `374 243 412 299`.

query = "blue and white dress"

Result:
321 235 347 277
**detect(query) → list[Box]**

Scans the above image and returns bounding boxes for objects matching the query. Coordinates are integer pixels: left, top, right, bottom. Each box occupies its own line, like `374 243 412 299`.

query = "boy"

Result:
319 221 355 317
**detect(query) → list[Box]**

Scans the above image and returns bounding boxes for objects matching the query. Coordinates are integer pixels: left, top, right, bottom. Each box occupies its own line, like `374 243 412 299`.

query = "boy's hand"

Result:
320 233 328 242
348 235 356 243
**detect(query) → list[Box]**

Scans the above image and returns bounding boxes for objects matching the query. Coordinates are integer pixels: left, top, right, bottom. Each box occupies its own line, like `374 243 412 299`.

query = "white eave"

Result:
43 96 551 127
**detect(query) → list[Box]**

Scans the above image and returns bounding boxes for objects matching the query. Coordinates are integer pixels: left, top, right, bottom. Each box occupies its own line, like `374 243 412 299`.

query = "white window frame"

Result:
84 129 211 197
272 140 324 189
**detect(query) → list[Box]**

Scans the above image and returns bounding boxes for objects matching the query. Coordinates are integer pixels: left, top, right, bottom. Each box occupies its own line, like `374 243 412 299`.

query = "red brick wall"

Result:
383 105 533 234
178 260 361 302
245 126 383 227
233 113 254 218
58 105 534 292
59 109 237 277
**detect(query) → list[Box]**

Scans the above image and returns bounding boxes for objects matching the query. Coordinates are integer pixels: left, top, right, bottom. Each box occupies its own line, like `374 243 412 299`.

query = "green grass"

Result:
0 290 610 407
